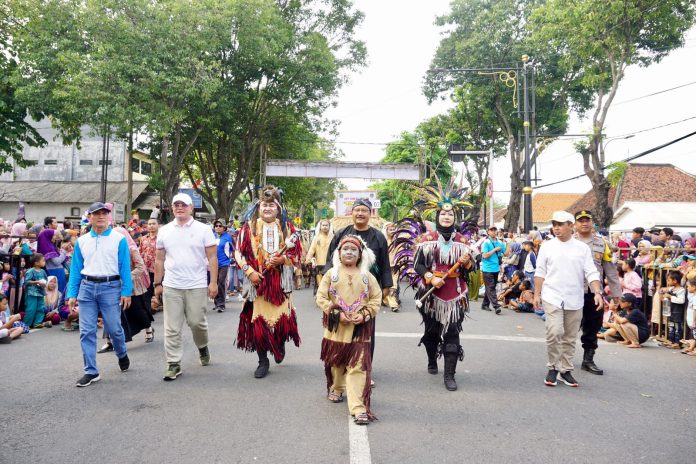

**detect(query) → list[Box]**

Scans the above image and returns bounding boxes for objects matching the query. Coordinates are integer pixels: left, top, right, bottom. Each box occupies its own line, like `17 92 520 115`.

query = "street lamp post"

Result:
601 134 635 173
521 55 533 234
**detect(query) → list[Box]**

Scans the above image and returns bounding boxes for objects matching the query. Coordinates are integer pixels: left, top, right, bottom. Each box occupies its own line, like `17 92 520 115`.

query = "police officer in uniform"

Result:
573 210 621 375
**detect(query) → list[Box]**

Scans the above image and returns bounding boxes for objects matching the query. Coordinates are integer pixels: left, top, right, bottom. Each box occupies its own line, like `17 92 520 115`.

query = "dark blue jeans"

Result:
78 279 127 375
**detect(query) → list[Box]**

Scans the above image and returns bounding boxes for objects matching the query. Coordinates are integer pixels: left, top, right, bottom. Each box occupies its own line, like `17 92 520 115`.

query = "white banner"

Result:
335 190 379 216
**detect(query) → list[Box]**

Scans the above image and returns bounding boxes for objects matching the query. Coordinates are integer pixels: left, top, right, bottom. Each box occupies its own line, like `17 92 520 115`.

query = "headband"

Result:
352 198 372 210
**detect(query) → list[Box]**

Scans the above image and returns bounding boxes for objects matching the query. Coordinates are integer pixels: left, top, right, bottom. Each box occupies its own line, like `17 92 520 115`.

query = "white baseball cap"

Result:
550 210 575 224
172 193 193 206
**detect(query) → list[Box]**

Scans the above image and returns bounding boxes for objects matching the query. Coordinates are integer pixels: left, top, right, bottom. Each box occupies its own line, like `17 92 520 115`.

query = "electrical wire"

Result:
533 130 696 190
613 80 696 106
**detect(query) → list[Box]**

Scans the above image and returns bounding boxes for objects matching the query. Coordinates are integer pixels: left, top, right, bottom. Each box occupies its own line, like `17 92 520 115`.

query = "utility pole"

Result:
100 126 110 203
521 55 533 233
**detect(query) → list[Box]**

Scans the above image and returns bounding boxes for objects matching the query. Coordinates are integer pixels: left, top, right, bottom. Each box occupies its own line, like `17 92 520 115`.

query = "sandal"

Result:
353 412 369 425
145 328 155 343
62 326 77 332
327 390 344 403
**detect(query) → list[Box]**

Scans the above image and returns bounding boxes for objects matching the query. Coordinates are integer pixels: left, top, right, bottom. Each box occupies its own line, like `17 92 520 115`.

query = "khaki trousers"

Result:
162 287 209 364
331 362 367 416
543 301 583 372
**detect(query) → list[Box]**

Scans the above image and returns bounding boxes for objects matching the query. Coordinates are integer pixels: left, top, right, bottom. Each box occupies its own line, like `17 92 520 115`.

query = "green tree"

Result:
423 0 570 231
417 85 508 219
0 3 46 172
531 0 696 227
371 131 453 221
9 0 365 211
179 0 365 219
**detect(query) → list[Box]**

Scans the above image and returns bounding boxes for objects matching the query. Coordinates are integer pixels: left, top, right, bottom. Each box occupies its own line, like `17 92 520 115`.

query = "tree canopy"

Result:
7 0 366 216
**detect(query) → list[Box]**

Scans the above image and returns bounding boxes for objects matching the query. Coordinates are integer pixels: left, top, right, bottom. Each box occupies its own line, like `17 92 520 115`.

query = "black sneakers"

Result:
494 306 502 315
216 306 225 313
544 369 558 386
118 354 130 372
559 371 579 387
76 373 101 387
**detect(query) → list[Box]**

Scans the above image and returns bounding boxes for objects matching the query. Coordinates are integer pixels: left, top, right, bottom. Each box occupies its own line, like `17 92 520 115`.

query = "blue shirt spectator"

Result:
481 235 506 273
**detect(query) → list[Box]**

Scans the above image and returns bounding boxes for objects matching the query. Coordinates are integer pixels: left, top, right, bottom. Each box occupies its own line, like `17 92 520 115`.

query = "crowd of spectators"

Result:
2 209 694 357
464 223 696 354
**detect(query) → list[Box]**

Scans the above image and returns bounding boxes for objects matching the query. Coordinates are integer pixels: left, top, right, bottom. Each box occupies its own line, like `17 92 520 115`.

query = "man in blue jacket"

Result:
213 219 233 313
67 202 133 387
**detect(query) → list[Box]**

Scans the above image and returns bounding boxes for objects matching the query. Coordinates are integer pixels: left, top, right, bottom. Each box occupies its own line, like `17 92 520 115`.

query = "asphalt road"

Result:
2 287 694 464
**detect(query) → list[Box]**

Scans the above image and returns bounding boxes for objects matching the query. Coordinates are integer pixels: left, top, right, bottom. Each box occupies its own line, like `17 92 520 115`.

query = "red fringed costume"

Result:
235 218 302 363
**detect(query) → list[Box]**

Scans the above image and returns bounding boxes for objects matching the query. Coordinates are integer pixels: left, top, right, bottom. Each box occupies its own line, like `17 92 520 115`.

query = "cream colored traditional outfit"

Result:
316 244 381 420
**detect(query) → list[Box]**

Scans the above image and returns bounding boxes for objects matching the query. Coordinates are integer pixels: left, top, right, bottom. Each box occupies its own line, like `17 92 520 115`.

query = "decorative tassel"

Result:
237 310 301 355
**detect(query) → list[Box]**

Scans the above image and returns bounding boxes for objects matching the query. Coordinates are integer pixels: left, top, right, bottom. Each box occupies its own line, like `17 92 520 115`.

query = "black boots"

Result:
254 351 270 378
424 342 438 375
443 343 464 391
581 348 603 375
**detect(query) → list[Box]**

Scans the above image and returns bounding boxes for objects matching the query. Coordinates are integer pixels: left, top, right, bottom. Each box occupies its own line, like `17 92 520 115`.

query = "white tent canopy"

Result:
610 201 696 232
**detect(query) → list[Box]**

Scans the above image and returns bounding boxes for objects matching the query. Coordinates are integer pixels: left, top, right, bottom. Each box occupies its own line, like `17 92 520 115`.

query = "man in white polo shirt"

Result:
154 193 218 381
533 211 602 388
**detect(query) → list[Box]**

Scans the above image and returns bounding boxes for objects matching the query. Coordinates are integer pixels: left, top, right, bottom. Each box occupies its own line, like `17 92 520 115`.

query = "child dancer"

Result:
316 235 381 425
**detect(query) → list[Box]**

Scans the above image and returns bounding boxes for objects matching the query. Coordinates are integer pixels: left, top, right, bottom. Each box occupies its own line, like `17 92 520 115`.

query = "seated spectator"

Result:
43 275 62 326
498 270 524 307
611 293 650 348
61 303 79 332
0 295 23 343
512 280 534 313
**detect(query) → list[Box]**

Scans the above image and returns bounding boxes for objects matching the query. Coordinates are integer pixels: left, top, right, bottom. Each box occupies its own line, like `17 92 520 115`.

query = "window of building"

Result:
44 159 58 165
98 159 113 166
80 159 93 166
25 160 38 166
131 158 141 173
71 207 81 216
140 161 152 175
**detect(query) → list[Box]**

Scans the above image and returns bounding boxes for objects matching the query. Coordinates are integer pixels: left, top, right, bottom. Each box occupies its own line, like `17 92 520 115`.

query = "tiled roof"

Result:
567 163 696 213
532 192 584 223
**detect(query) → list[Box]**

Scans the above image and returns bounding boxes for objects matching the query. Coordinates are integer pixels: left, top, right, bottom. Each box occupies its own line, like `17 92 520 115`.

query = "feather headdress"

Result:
412 175 473 221
241 185 288 225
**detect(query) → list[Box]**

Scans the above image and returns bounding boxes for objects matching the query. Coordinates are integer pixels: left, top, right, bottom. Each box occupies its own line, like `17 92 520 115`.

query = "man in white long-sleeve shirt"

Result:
533 211 603 388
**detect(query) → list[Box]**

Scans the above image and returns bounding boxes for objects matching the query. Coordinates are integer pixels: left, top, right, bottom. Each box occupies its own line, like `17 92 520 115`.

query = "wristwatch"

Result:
154 283 162 287
242 264 250 272
424 272 434 280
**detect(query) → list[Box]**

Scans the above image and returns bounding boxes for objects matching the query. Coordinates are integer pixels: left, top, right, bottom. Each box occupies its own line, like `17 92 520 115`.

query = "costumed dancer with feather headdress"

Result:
316 235 381 425
392 183 475 391
234 185 302 379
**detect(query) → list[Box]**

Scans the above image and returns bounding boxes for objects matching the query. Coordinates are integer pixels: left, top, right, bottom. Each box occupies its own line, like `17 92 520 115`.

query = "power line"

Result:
533 130 696 190
613 80 696 106
611 115 696 138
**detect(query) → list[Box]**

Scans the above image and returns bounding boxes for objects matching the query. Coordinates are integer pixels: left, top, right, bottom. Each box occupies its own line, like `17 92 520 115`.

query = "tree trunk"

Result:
505 172 522 231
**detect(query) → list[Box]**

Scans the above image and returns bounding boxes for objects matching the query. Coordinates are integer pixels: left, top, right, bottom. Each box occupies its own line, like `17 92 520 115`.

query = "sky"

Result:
324 0 696 206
